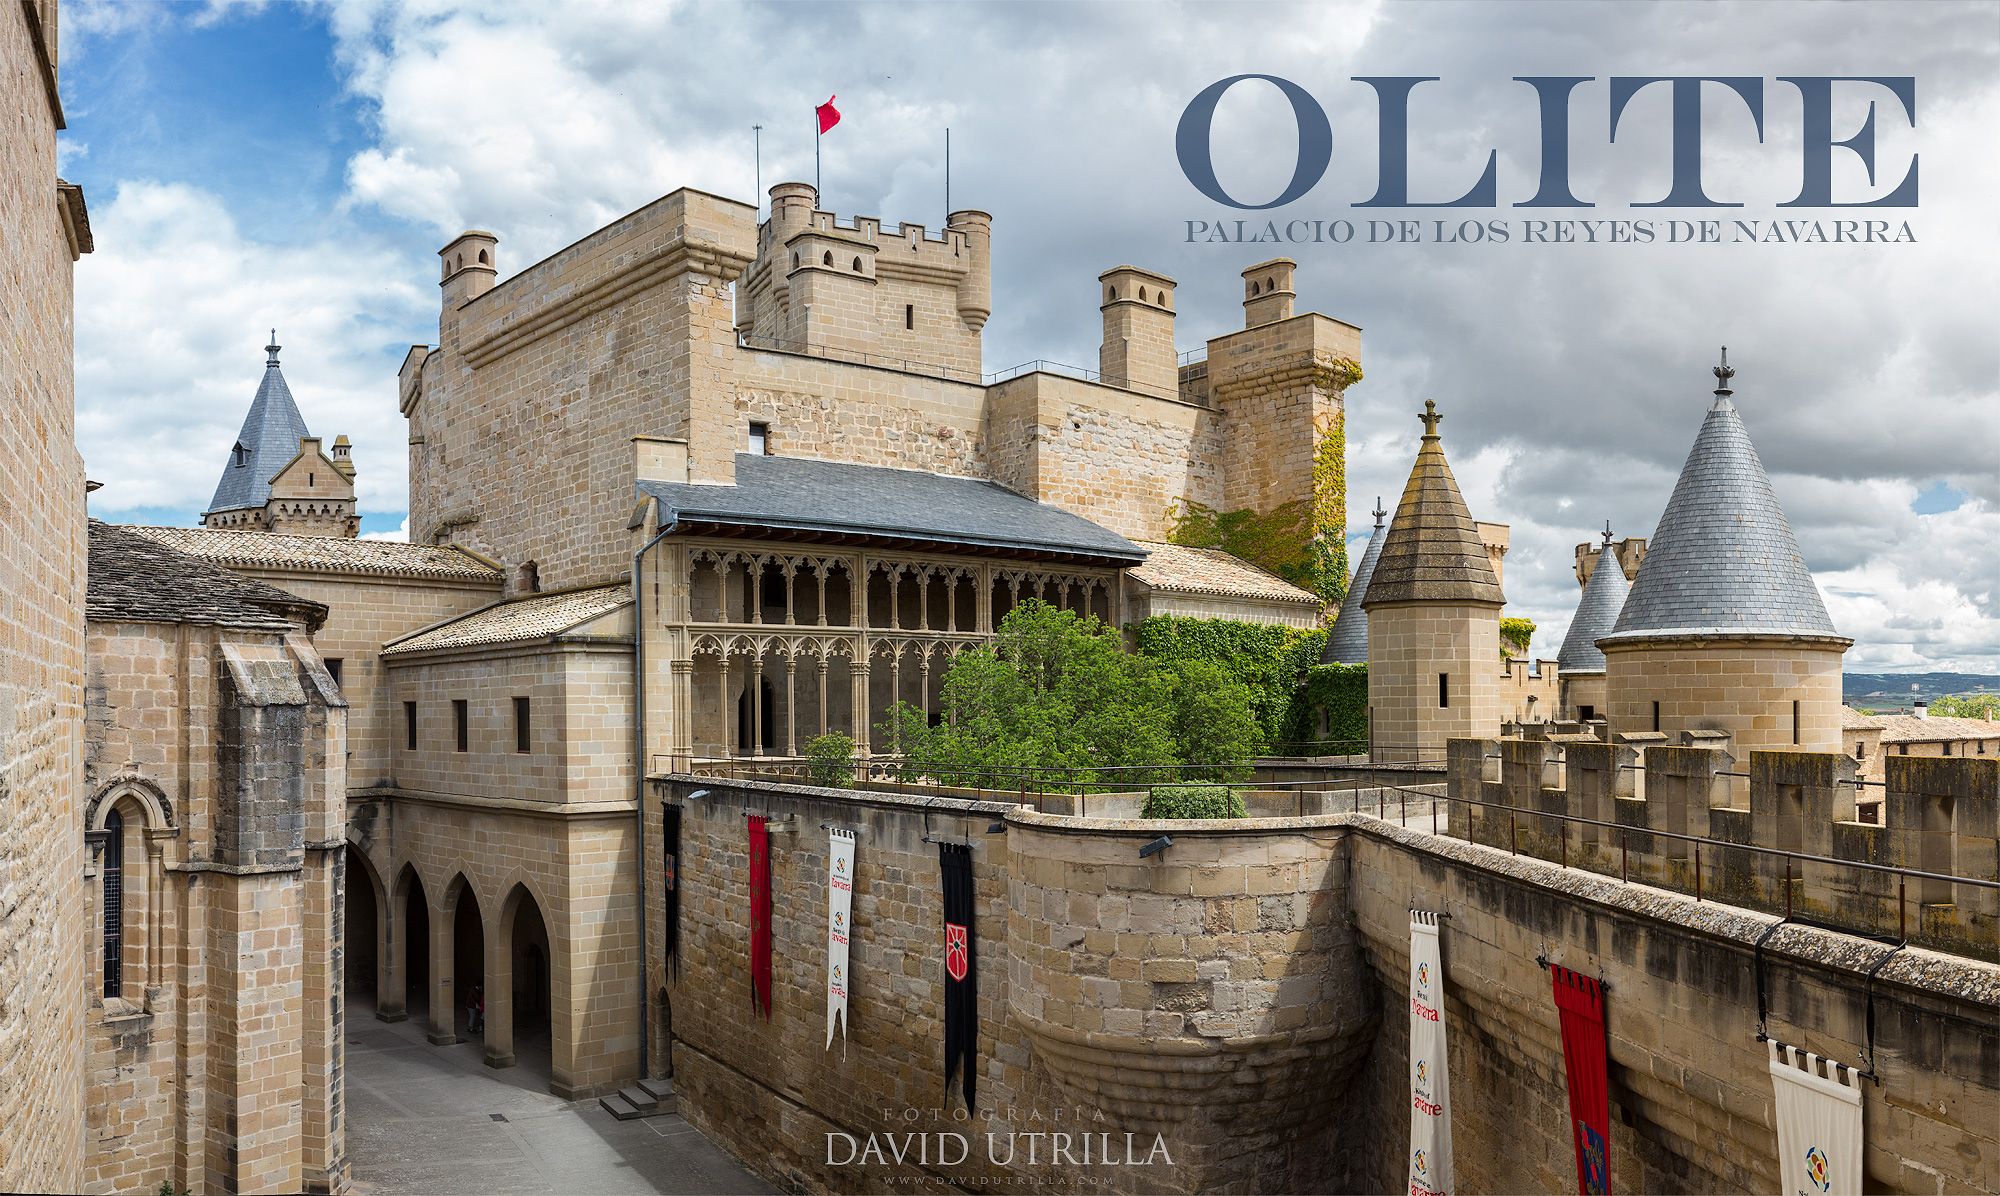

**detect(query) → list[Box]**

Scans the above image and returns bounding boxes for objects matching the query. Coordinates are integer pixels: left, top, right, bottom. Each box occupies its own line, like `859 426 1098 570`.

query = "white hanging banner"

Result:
1768 1040 1863 1196
1408 909 1454 1196
826 829 856 1050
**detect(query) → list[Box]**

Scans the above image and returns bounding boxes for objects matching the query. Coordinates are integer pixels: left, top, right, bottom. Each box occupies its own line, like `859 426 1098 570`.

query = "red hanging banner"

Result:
748 815 772 1019
1552 964 1611 1195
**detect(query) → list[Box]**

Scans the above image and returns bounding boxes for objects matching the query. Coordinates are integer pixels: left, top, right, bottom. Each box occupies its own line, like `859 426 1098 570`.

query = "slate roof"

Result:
1128 542 1318 605
1604 385 1839 643
1322 501 1389 663
206 335 311 516
383 585 631 655
639 454 1145 564
125 525 501 581
88 521 325 632
1557 531 1631 674
1362 404 1504 608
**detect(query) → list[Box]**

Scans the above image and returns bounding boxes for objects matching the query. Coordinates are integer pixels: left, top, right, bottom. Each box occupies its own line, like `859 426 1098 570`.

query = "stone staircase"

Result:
598 1076 677 1121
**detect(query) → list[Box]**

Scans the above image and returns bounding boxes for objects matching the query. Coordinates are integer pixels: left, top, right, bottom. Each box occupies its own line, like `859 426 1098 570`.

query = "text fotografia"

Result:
1177 75 1919 210
1185 217 1917 245
827 1132 1174 1169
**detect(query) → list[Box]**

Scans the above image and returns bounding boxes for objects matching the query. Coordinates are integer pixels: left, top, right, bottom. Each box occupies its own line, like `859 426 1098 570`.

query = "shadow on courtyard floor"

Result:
344 994 772 1195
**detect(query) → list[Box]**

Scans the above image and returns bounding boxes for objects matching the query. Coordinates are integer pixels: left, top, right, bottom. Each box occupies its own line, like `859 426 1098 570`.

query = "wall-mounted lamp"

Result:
985 821 1006 834
1139 835 1173 859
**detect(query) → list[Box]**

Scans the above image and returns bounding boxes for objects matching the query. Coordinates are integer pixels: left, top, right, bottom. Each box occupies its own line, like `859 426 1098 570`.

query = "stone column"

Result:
426 906 458 1045
376 891 407 1022
852 657 872 755
483 916 515 1069
785 657 798 756
817 655 830 737
750 653 765 756
671 658 696 770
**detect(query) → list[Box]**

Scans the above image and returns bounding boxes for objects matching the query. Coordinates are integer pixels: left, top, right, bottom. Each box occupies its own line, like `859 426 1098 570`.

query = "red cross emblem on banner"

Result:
945 922 968 982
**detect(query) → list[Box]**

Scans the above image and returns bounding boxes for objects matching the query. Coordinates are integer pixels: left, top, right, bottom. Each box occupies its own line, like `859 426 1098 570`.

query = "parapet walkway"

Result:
345 995 770 1195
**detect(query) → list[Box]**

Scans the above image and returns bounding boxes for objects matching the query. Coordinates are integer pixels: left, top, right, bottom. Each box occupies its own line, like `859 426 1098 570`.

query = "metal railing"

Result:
1351 780 1998 943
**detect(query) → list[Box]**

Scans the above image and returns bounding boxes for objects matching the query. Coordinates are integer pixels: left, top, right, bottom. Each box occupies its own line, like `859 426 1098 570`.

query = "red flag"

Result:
816 95 841 135
1552 965 1611 1194
749 815 772 1019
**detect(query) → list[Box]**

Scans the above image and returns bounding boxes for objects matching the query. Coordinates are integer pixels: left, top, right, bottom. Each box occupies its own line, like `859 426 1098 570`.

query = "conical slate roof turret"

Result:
205 331 312 516
1603 350 1839 642
1557 524 1630 674
1322 498 1388 663
1362 401 1504 608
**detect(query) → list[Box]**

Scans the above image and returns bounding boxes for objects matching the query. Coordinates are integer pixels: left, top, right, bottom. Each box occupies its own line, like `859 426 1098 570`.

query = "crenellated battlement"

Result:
1447 737 1999 958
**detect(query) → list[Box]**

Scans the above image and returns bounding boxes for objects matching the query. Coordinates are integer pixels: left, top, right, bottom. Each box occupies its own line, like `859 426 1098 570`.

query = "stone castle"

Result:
3 3 1995 1190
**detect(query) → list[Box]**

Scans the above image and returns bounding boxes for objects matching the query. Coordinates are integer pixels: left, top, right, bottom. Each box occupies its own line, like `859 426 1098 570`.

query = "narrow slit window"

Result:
1652 701 1662 732
1792 700 1801 744
905 304 915 330
514 697 531 754
102 810 124 998
454 700 469 753
404 701 418 750
1438 673 1449 708
325 658 343 688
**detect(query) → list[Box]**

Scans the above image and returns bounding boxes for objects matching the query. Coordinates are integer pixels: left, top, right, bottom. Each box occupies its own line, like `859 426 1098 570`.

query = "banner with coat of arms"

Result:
1769 1040 1862 1196
826 828 855 1050
1551 964 1611 1194
1408 909 1454 1196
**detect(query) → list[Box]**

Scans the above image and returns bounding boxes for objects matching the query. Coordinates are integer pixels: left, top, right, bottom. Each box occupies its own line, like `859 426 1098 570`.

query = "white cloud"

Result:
75 181 429 519
68 0 1999 673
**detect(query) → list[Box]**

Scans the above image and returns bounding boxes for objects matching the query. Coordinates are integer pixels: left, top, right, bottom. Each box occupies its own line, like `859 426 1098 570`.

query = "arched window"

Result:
822 251 833 266
1265 276 1275 290
1250 281 1260 296
852 256 863 271
1139 287 1148 302
455 254 463 270
102 809 124 998
1106 286 1117 302
792 252 800 269
478 249 489 264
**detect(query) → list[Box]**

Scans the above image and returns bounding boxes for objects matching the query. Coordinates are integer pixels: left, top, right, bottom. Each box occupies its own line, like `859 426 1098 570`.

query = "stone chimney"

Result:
1242 258 1296 327
1914 699 1928 720
330 435 356 480
439 230 498 306
1098 265 1177 397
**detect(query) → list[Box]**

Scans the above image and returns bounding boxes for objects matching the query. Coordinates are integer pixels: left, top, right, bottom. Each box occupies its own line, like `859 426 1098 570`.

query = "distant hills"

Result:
1846 672 1999 709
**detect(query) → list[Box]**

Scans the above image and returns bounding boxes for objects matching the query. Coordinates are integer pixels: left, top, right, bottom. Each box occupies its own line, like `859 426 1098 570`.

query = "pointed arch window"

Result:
102 810 124 998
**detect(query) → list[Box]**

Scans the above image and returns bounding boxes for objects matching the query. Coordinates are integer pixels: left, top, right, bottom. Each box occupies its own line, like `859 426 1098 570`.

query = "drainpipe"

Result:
632 507 679 1078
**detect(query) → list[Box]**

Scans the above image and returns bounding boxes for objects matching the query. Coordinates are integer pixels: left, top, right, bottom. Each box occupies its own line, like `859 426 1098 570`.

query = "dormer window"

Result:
748 422 770 455
232 442 249 467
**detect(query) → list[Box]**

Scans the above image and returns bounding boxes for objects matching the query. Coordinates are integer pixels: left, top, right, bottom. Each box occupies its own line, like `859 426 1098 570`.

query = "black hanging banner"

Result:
662 804 682 978
939 842 977 1110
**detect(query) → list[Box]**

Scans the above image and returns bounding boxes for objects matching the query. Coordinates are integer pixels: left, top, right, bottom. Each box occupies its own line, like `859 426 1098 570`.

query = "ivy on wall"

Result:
1162 355 1360 610
1131 615 1326 742
1500 616 1536 659
1290 663 1369 750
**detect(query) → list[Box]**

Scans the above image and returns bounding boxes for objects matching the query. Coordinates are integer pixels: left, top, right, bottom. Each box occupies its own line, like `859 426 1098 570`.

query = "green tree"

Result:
882 601 1261 788
1931 693 2000 720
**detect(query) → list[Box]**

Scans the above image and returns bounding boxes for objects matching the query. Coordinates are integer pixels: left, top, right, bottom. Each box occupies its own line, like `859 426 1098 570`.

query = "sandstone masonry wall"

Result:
0 4 86 1187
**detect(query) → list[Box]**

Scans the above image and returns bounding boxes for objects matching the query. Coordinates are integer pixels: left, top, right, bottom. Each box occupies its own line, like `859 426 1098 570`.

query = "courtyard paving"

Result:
344 996 771 1195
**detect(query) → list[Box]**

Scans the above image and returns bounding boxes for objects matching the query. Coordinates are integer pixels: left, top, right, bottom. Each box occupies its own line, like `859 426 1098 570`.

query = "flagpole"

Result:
753 124 763 217
815 112 821 195
944 127 950 220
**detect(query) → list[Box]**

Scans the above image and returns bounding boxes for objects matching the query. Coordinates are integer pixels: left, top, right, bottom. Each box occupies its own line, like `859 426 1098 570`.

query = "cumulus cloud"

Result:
74 180 429 518
70 0 1999 672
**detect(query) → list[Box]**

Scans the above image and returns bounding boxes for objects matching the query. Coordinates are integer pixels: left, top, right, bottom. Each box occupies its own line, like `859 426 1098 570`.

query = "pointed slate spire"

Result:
1558 524 1630 674
205 332 312 517
1322 497 1388 663
1363 401 1504 608
1604 350 1837 641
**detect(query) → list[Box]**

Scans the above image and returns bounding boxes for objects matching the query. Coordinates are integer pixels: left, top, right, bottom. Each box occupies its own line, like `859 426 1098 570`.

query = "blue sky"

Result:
58 0 2000 671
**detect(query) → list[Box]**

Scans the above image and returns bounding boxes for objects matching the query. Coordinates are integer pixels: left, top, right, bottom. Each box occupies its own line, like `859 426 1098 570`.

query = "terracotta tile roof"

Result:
88 521 322 632
1866 712 2000 744
1129 542 1318 606
122 525 501 581
1841 707 1888 731
383 585 631 655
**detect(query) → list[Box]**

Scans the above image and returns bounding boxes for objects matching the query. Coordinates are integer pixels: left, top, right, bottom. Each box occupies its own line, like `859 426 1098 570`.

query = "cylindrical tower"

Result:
1599 352 1851 753
1363 401 1505 762
946 208 991 332
1556 524 1629 723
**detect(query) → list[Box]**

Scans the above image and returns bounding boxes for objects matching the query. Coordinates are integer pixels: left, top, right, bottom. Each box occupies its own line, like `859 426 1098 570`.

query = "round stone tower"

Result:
1556 523 1630 722
1598 351 1851 752
1363 402 1505 761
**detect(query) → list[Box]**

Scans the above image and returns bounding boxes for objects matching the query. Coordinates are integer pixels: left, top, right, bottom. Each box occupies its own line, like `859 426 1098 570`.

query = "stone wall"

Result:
215 567 502 791
384 638 634 807
644 774 1997 1195
1366 602 1504 761
81 621 347 1193
1603 635 1847 754
0 4 87 1189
